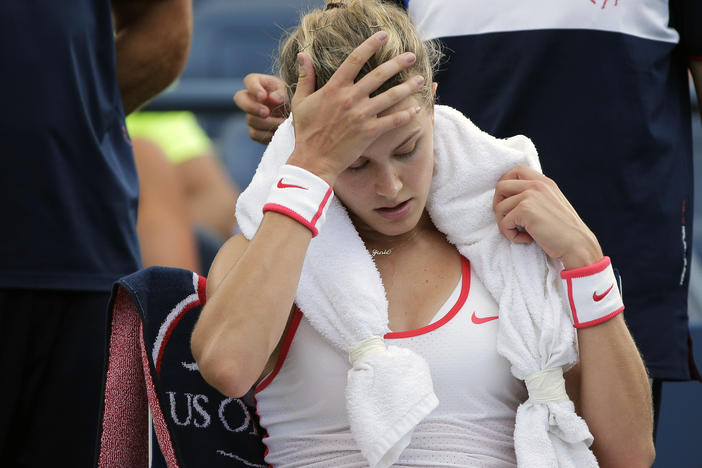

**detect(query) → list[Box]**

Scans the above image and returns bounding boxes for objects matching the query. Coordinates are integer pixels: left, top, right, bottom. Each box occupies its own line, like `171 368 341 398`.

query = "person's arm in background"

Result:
112 0 193 114
176 152 239 239
133 137 202 273
672 0 702 124
691 61 702 117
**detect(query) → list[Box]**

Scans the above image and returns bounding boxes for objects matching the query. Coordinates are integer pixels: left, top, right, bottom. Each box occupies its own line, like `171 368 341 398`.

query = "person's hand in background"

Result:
234 73 289 144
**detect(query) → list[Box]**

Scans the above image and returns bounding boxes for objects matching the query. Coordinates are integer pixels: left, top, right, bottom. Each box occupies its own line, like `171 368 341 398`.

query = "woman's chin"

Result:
371 216 424 238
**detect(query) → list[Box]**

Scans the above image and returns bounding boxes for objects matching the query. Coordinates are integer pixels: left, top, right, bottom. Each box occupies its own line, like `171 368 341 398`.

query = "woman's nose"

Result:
375 165 402 198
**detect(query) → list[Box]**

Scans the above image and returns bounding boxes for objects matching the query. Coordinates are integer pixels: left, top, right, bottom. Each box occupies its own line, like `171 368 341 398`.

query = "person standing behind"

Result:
0 1 191 466
398 0 702 433
127 111 240 274
236 0 702 434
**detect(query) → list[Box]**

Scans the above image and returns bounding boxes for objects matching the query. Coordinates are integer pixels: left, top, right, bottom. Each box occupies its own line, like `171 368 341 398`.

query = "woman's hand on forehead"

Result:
286 31 426 186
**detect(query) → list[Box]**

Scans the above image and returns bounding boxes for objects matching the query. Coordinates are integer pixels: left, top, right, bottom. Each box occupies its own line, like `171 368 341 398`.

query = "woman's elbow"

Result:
597 439 655 468
191 332 254 398
634 441 656 468
623 443 655 468
195 353 254 398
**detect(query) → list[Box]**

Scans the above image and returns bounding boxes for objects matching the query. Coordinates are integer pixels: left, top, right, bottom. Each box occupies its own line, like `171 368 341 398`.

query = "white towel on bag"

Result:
236 105 598 467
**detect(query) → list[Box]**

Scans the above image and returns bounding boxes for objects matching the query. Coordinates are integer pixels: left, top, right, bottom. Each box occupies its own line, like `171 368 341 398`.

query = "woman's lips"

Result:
374 199 412 219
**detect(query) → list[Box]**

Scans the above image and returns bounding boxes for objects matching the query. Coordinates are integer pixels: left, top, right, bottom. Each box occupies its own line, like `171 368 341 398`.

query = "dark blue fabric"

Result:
435 29 694 380
0 1 141 291
113 267 266 467
0 289 110 465
653 325 702 466
671 0 702 57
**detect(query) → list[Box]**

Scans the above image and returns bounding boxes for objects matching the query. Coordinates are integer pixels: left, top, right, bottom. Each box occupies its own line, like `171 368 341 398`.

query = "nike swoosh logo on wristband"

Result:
592 284 614 302
277 178 308 190
471 311 499 324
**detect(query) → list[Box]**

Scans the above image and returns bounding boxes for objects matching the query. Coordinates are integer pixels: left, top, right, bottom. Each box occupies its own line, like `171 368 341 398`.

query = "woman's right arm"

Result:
192 31 425 398
191 213 313 398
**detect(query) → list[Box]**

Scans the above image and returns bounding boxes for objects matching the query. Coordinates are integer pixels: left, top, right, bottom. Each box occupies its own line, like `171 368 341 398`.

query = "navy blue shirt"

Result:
0 1 141 291
406 0 700 380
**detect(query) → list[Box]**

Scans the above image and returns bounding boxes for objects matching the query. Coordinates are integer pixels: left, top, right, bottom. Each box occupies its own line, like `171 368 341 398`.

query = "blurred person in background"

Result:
0 1 191 465
127 111 239 274
236 0 702 437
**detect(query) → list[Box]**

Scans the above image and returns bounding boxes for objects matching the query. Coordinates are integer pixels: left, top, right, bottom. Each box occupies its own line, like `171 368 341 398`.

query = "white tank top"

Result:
255 257 527 467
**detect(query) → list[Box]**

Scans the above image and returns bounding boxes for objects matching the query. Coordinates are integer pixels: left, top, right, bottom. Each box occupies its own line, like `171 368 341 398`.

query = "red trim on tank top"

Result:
385 256 471 339
254 308 303 394
251 393 272 465
255 256 470 391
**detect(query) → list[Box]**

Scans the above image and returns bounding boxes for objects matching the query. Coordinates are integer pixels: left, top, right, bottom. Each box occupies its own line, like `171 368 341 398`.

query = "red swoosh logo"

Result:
593 284 614 302
277 178 308 190
471 311 498 325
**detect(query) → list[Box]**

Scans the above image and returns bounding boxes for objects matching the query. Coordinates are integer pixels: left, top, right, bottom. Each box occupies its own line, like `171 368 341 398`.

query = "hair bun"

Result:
325 2 347 10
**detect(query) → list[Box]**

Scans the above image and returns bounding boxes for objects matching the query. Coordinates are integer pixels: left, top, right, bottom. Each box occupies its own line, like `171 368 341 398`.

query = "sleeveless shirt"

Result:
255 257 527 467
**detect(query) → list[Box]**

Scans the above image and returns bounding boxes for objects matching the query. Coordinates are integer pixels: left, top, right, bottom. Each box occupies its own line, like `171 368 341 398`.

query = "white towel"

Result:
236 105 597 467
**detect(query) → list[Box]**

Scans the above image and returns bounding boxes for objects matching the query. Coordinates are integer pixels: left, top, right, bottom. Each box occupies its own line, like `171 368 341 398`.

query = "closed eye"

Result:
394 145 417 159
347 139 418 172
347 157 369 171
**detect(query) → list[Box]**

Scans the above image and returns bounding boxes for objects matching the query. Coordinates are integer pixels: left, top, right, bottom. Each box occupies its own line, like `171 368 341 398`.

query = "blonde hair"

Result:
277 0 441 107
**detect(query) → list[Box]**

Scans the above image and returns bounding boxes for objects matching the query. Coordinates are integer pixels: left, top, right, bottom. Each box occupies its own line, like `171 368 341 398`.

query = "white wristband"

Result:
560 256 624 328
262 165 334 237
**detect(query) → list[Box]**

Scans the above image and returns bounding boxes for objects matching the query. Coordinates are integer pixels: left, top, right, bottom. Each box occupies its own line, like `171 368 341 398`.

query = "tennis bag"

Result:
97 266 266 467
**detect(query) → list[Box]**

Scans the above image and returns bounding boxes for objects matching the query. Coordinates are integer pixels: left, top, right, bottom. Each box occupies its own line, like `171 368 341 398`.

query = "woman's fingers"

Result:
374 104 422 135
355 51 416 96
502 227 534 244
296 30 419 119
285 31 425 183
331 31 389 85
494 191 536 244
493 166 602 264
499 164 543 181
494 178 541 207
291 53 317 108
493 172 565 236
367 74 425 115
493 167 560 245
493 167 559 206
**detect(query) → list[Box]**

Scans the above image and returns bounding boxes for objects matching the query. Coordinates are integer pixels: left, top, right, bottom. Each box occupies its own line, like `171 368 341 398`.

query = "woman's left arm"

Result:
566 318 654 467
493 165 655 468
